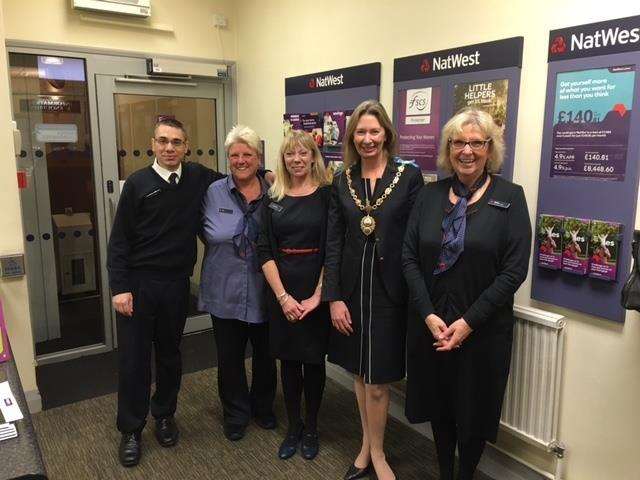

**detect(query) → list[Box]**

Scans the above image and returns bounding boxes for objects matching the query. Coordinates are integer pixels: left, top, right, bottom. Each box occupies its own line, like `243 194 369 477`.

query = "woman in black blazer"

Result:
323 100 423 480
402 108 531 480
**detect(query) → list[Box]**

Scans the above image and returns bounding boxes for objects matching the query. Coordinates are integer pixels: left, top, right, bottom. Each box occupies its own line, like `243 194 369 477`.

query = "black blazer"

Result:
323 160 423 305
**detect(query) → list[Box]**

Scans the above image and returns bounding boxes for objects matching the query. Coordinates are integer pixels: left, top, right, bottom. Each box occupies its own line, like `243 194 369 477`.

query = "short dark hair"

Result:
154 118 188 140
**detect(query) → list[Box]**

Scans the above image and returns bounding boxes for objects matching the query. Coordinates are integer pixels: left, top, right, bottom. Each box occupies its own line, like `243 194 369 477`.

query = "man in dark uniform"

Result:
107 118 223 467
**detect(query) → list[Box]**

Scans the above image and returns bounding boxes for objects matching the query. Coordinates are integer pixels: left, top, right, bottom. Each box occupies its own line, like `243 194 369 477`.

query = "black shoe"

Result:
154 417 179 447
300 430 319 460
254 413 277 430
118 432 141 467
278 424 303 460
223 423 246 441
344 462 371 480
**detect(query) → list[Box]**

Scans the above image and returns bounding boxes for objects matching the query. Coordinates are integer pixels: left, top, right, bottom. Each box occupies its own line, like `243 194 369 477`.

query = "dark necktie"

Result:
169 172 178 185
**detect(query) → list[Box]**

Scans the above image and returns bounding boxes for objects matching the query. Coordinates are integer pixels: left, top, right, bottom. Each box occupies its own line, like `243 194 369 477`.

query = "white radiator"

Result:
500 305 566 455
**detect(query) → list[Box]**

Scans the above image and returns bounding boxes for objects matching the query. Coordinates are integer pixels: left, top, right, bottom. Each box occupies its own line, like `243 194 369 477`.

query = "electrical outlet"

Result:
213 14 227 28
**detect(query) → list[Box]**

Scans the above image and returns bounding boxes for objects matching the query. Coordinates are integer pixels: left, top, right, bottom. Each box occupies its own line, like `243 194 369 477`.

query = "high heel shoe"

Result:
344 462 371 480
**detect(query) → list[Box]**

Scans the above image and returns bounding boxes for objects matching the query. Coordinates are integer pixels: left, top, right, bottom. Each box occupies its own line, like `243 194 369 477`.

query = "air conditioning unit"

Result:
72 0 151 18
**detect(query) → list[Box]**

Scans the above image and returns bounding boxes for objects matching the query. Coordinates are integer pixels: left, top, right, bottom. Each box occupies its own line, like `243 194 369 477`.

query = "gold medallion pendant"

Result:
360 213 376 236
345 164 405 238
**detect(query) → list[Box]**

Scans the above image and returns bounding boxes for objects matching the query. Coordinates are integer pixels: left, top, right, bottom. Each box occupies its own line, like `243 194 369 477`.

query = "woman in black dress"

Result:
323 100 423 480
402 108 532 480
258 130 331 461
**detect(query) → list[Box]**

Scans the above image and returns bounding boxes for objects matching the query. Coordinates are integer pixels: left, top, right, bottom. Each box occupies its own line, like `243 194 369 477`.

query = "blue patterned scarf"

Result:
231 185 263 271
434 171 488 275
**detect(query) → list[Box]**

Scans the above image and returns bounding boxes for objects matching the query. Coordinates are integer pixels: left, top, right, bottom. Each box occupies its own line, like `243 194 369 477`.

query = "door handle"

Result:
106 180 114 193
109 198 115 227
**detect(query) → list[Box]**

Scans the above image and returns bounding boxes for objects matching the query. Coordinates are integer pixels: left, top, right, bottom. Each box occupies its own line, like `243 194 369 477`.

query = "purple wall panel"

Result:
532 51 640 322
285 85 380 114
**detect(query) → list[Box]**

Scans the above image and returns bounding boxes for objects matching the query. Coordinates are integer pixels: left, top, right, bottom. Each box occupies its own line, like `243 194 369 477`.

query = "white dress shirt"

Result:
152 159 182 184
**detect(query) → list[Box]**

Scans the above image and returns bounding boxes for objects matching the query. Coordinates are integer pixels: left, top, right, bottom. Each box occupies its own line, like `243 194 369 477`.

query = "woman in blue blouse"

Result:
199 125 277 442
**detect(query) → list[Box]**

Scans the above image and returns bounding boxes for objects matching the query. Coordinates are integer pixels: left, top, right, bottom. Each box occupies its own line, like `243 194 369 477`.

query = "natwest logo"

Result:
550 35 567 54
309 73 344 89
420 58 431 73
570 26 640 51
431 50 480 72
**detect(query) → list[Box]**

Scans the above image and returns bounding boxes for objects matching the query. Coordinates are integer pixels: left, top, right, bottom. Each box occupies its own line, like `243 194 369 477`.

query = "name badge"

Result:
488 199 510 209
268 202 284 213
219 208 233 214
145 189 162 198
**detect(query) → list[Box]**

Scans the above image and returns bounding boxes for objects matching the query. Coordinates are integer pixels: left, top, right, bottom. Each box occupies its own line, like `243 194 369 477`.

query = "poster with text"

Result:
397 87 441 171
284 113 323 148
283 113 302 135
550 65 636 181
323 110 348 162
453 79 509 127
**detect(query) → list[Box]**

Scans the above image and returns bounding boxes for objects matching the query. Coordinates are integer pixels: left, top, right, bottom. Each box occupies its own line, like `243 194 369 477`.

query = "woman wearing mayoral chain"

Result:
322 100 423 480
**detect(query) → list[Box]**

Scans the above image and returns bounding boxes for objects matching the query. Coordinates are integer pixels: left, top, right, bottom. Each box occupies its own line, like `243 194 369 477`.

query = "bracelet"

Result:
279 293 290 305
276 291 287 301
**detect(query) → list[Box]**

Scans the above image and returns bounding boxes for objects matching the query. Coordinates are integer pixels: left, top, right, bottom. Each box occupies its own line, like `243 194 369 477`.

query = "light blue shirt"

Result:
198 175 268 324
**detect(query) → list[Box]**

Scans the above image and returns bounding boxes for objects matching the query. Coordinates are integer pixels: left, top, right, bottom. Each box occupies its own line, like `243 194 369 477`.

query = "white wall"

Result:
235 2 640 479
3 0 238 60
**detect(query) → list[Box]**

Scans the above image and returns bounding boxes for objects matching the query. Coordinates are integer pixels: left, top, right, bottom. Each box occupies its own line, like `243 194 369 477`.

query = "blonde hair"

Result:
342 100 397 169
224 124 262 157
437 108 505 174
269 130 330 201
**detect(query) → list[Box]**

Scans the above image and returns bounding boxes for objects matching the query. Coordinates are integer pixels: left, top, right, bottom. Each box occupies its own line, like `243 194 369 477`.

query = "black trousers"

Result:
212 316 277 427
116 277 189 434
431 353 486 480
280 359 326 433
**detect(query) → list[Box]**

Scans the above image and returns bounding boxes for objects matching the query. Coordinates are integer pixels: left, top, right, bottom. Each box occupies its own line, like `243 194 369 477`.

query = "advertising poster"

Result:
588 220 622 281
550 65 636 181
561 217 590 275
283 113 323 148
453 79 509 127
397 87 441 172
323 110 348 162
537 214 564 270
283 113 302 134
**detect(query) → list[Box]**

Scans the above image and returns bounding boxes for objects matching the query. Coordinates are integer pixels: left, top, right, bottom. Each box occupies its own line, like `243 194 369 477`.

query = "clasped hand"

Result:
425 314 472 351
281 292 321 323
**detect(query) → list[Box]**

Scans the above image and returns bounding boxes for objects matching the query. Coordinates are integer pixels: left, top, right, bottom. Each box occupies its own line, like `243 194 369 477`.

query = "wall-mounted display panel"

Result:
532 15 640 322
393 37 523 182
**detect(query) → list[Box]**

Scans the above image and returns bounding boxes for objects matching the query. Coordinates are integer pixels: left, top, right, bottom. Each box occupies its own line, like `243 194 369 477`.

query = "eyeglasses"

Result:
449 139 491 150
154 137 186 147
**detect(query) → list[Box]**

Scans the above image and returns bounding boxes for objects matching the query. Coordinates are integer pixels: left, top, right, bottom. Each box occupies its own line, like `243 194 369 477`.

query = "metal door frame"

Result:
95 75 227 344
7 43 236 365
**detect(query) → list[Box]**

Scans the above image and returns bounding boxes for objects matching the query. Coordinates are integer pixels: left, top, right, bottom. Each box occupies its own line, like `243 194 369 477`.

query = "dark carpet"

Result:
32 365 492 480
36 330 217 409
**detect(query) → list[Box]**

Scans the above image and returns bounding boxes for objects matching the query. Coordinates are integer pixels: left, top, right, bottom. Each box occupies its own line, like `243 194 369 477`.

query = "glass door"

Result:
9 53 110 357
96 75 226 337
